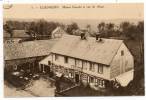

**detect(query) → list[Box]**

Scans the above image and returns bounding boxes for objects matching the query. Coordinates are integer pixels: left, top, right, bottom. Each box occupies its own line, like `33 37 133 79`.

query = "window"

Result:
75 59 80 66
58 66 61 73
64 56 68 63
89 63 95 72
75 59 82 69
90 77 94 83
60 66 64 73
55 65 59 72
99 80 105 88
98 64 103 74
83 61 87 70
95 78 100 86
82 74 88 80
48 61 51 65
55 55 58 61
69 72 74 78
121 50 124 56
64 69 68 76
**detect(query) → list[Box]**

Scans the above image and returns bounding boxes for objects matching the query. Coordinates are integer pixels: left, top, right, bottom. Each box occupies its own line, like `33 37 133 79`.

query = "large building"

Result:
39 34 134 89
4 39 58 73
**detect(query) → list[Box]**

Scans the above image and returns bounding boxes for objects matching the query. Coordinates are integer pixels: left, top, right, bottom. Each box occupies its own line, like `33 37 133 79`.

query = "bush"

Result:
49 71 54 77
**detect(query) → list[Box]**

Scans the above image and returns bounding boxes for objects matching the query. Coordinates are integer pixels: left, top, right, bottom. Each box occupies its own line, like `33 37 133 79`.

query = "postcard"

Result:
3 3 144 97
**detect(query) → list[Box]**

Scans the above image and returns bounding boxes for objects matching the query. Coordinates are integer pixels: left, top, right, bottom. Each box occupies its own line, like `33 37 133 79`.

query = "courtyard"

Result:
4 69 77 97
5 77 56 97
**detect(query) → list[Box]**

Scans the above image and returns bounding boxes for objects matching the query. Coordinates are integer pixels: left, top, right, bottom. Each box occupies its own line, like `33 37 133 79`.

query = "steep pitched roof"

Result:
51 34 123 65
51 27 67 35
4 39 58 60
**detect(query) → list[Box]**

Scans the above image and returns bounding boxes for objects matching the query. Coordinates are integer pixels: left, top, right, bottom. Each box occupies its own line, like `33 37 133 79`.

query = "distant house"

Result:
39 34 134 89
4 30 30 40
51 27 67 39
4 39 58 73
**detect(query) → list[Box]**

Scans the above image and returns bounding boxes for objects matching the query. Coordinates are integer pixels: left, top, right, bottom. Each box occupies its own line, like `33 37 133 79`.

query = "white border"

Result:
0 0 145 100
2 0 145 3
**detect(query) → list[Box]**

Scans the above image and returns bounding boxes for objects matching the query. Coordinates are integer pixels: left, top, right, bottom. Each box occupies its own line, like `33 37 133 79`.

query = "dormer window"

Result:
121 50 124 56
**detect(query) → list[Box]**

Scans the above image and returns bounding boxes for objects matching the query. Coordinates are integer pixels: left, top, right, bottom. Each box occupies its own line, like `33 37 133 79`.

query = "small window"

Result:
48 61 51 65
64 69 68 76
99 80 105 88
82 74 88 80
89 63 95 72
55 66 59 72
95 78 100 86
98 64 103 74
90 77 94 83
69 72 74 78
121 50 124 56
55 55 58 61
83 61 87 70
75 59 80 66
64 56 68 63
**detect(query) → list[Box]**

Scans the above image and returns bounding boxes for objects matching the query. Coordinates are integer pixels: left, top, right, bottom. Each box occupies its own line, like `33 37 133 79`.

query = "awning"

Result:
114 70 134 87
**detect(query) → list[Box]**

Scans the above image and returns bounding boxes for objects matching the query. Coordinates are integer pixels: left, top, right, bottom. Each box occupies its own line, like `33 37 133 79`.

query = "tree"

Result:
105 23 115 37
4 20 28 30
66 22 79 35
4 23 14 38
106 23 114 31
26 19 60 39
120 22 131 37
97 22 105 33
120 21 144 64
97 22 115 37
25 21 37 39
136 21 144 64
97 22 106 37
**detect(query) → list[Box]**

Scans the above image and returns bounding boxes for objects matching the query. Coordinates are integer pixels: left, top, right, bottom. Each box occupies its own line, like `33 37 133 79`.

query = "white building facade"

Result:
39 34 134 90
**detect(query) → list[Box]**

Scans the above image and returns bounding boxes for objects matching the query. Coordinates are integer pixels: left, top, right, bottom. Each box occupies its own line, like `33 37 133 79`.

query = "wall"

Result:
50 53 110 80
5 56 45 72
110 43 134 79
83 63 110 80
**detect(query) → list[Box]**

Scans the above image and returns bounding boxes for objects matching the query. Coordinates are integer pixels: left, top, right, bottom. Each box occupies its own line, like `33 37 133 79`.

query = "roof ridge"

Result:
62 34 123 42
51 34 124 65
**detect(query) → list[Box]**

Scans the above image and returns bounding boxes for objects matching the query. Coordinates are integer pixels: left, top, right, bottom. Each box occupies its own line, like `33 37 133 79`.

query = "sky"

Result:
3 3 144 20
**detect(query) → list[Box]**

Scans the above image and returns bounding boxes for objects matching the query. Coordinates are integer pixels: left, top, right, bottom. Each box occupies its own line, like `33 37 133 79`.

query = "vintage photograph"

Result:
3 3 144 97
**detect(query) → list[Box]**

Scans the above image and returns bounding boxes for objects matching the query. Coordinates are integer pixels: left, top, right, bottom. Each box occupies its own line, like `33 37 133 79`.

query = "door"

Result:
44 65 50 73
75 73 80 83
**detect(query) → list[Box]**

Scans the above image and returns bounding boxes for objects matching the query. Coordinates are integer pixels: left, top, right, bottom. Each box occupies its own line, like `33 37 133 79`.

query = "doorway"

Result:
44 65 50 73
75 73 80 83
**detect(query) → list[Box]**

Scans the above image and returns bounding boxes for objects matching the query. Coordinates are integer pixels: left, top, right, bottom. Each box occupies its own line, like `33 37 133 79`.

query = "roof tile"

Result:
51 34 123 65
